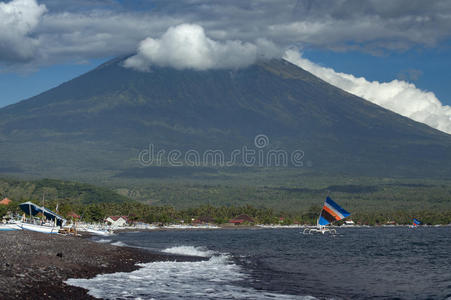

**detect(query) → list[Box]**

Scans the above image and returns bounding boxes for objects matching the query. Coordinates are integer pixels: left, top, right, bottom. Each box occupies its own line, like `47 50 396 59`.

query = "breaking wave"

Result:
162 245 215 257
66 245 313 299
110 241 127 247
95 239 112 243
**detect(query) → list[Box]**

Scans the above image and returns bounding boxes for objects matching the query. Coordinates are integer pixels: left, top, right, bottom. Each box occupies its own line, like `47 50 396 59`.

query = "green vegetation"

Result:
0 178 128 205
108 171 451 214
1 176 450 225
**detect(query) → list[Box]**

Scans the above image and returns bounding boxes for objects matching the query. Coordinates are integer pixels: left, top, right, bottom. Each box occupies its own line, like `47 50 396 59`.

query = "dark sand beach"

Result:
0 231 202 299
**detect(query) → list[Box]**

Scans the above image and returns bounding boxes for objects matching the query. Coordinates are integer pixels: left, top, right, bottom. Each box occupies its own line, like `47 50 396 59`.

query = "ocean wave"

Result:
111 241 127 247
162 245 215 257
95 239 112 243
66 246 312 299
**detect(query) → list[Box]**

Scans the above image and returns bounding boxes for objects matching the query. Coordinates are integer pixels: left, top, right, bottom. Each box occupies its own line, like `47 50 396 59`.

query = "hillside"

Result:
0 178 129 205
0 58 450 180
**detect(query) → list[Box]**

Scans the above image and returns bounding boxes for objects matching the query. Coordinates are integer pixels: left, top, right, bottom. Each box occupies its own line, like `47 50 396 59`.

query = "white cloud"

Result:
284 49 451 134
0 0 47 62
124 23 281 71
1 0 451 69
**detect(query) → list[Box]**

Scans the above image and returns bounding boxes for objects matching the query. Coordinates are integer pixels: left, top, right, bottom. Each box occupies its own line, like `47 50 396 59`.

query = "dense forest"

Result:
1 177 450 225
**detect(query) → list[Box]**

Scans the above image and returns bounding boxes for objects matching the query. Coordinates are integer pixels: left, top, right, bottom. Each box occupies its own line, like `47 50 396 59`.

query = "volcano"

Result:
0 58 450 179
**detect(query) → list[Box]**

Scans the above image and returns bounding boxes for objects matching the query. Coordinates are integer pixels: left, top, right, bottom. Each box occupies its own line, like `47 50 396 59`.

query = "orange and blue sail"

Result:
318 196 350 226
413 218 421 226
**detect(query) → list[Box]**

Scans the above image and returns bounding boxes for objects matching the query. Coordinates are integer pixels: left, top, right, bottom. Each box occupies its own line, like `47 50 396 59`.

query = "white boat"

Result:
304 226 337 234
16 221 60 234
17 201 66 234
76 223 114 236
342 220 355 226
84 228 114 236
0 223 21 231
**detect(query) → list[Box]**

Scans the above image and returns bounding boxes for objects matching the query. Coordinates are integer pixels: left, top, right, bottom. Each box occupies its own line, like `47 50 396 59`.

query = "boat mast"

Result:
317 205 323 228
28 202 32 223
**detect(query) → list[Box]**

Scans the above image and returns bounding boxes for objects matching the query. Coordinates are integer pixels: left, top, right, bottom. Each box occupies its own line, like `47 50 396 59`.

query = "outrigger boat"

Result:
409 218 421 228
15 201 66 234
0 222 21 231
303 196 351 235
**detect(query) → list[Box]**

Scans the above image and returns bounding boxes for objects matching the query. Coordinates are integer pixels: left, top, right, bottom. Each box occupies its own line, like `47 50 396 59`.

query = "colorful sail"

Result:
412 218 421 226
318 196 351 226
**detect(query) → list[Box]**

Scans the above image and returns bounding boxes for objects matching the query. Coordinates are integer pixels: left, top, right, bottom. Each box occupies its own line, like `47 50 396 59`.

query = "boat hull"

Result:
17 222 60 234
0 223 22 231
303 226 337 235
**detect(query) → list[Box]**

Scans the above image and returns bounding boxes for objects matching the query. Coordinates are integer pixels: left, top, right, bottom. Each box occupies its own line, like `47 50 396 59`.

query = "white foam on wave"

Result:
165 224 220 229
162 245 215 257
257 224 304 228
66 246 314 299
111 241 127 247
95 239 112 243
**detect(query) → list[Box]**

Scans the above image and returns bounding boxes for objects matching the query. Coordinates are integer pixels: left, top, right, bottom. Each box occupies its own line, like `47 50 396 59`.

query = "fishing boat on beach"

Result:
0 222 21 231
15 201 66 234
303 196 351 234
77 224 114 236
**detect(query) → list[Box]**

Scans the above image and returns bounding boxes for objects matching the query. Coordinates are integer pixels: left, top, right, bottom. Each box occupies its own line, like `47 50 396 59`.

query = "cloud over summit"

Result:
0 0 450 136
284 49 451 134
124 24 281 71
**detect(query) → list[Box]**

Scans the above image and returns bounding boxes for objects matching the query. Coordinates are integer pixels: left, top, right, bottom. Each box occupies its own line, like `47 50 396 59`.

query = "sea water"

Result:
66 227 451 299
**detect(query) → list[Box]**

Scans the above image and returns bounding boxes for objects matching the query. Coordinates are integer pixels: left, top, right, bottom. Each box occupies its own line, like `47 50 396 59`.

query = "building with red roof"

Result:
105 216 128 227
229 214 255 225
0 198 11 205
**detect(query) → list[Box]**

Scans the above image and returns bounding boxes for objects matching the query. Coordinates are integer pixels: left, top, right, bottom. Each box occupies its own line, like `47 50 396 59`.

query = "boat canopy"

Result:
19 201 66 226
413 218 421 226
318 196 351 226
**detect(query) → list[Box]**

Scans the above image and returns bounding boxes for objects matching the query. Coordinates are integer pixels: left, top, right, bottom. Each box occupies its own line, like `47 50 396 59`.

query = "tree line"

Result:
1 199 450 225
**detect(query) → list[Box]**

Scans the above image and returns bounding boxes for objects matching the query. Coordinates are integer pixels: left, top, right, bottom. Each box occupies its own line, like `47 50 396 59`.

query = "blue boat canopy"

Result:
19 201 66 226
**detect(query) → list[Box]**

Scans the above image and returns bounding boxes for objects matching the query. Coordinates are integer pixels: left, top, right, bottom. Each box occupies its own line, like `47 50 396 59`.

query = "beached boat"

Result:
83 228 114 236
17 201 66 234
303 196 351 235
15 221 60 233
75 223 115 236
0 222 21 231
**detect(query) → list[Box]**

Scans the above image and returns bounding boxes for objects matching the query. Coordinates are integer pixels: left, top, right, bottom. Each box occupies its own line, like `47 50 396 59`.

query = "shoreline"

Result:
112 223 450 233
4 225 448 298
0 231 204 299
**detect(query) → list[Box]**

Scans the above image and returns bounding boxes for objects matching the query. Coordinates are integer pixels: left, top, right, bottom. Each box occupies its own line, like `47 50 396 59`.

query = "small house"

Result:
229 214 255 225
0 198 11 205
193 216 214 225
67 211 80 220
105 216 128 227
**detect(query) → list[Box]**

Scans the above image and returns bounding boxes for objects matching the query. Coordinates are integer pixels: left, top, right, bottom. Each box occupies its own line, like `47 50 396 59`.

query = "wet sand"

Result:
0 231 203 299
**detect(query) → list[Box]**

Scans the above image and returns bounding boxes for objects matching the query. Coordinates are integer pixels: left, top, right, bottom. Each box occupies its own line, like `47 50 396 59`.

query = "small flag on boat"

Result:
413 218 421 226
318 196 351 226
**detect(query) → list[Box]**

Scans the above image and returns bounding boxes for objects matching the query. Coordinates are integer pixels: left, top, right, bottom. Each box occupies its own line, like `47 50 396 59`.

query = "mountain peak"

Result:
0 56 450 179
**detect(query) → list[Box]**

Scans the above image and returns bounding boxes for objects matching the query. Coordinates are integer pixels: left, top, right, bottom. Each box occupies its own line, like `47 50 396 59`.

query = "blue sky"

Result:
0 0 450 132
0 59 108 107
302 45 451 105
